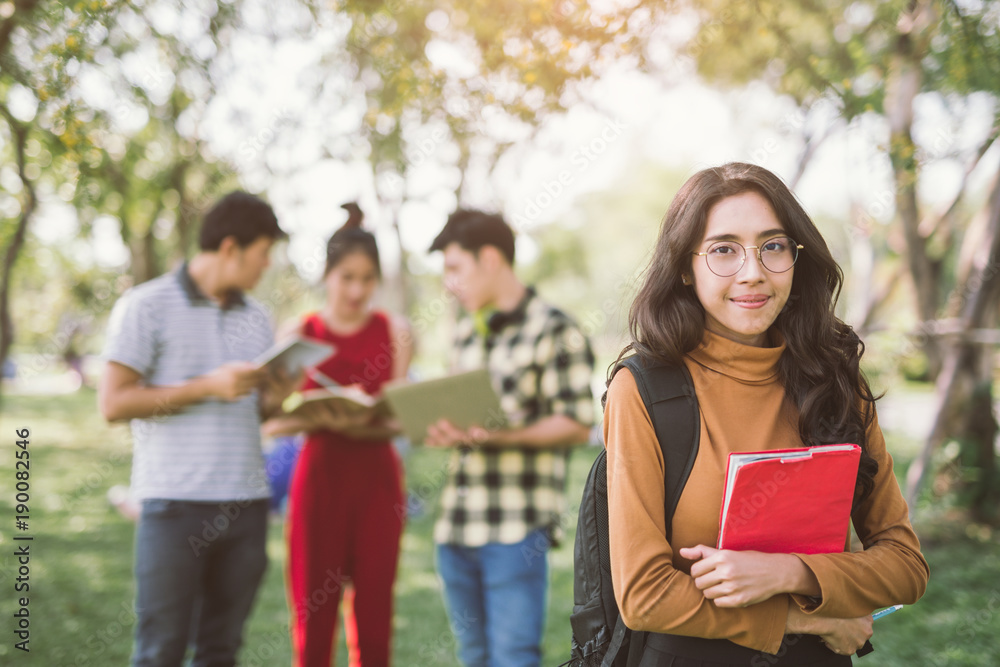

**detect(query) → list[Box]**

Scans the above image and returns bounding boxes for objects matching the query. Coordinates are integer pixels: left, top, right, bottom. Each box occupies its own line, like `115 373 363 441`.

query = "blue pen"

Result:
872 604 903 620
856 606 903 657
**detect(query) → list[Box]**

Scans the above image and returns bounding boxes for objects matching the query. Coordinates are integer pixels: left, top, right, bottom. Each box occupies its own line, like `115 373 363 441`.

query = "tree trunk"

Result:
128 228 160 285
0 1 42 56
386 202 409 315
885 3 943 379
171 162 193 260
126 200 165 285
965 372 998 522
0 118 37 408
905 170 1000 515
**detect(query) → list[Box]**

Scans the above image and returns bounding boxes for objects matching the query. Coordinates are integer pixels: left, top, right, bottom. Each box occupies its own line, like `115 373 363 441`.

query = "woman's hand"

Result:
309 400 374 433
259 367 303 418
786 605 873 656
262 415 311 437
817 616 874 656
680 545 811 608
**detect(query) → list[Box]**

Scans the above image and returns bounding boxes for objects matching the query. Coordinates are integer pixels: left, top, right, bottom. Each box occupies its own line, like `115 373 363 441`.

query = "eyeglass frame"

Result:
691 236 805 277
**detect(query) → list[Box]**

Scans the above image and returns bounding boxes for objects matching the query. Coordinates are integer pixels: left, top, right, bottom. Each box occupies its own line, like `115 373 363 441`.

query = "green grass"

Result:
1 389 998 665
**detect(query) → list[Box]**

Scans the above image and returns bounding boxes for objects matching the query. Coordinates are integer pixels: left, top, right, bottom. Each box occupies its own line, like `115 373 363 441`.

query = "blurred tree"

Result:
319 0 677 312
521 162 685 369
681 0 1000 518
340 0 670 186
4 0 692 400
907 4 1000 520
0 0 122 405
68 0 251 284
0 0 270 403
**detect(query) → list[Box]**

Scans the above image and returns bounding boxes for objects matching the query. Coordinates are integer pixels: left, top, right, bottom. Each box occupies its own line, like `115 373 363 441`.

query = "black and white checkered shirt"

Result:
433 287 596 546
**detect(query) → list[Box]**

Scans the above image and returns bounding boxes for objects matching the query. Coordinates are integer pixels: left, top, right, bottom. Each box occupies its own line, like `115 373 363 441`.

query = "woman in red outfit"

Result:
265 206 412 667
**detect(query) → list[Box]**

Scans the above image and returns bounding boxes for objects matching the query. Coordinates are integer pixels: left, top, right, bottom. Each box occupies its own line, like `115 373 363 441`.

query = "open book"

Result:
717 444 861 555
382 369 506 444
254 335 335 375
281 386 390 418
281 368 389 418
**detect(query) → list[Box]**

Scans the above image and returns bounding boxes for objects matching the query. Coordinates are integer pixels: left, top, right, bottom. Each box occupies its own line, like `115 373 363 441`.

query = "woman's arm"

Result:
389 313 414 384
262 413 317 437
315 313 415 442
605 369 789 655
673 409 928 622
789 410 930 617
679 545 820 608
786 604 873 656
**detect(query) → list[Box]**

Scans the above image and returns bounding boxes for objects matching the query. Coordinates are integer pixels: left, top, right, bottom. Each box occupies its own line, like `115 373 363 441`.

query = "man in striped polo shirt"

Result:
426 210 596 667
99 191 291 667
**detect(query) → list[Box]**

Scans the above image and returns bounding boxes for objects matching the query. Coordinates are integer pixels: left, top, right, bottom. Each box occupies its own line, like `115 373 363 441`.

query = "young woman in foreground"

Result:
604 163 929 666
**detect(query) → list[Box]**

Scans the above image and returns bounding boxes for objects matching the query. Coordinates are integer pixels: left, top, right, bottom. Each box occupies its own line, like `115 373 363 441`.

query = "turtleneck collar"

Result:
686 328 785 384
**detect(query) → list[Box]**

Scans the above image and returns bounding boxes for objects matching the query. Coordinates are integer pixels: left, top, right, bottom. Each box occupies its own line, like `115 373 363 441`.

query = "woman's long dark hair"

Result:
613 162 879 505
324 202 381 277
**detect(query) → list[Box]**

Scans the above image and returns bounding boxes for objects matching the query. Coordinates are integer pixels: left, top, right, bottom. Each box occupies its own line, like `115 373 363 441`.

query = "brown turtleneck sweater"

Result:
604 330 929 655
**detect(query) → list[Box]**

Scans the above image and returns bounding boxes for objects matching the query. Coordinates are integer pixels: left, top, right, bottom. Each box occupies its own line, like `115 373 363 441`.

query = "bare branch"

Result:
917 120 1000 238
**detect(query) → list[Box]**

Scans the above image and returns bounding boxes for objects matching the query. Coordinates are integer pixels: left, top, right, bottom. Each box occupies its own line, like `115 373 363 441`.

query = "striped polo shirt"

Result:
103 262 274 502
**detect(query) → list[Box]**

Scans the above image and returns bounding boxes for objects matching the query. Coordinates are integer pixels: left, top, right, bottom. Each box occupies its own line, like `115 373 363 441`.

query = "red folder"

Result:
717 444 861 555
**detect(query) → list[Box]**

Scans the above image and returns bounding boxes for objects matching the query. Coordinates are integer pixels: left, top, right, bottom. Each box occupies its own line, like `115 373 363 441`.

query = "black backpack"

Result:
564 355 700 667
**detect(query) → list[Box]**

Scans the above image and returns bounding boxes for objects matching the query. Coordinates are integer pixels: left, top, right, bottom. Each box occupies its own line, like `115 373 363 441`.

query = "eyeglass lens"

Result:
706 237 799 276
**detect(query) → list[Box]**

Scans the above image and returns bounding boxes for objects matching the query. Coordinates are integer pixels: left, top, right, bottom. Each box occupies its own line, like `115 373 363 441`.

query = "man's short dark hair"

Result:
429 209 515 265
199 191 285 251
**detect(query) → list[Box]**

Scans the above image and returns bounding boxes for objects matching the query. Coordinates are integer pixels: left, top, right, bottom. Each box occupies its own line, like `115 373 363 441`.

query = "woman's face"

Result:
687 190 795 347
324 251 379 319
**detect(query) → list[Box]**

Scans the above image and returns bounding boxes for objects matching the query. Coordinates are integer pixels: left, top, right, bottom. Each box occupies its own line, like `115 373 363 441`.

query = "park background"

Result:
1 0 999 664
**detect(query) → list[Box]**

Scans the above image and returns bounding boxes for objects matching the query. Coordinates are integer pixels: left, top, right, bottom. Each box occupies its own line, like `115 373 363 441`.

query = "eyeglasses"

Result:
692 236 804 277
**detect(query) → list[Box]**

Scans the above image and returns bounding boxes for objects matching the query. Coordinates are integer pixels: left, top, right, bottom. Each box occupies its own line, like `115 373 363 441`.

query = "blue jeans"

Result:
131 499 269 667
436 529 550 667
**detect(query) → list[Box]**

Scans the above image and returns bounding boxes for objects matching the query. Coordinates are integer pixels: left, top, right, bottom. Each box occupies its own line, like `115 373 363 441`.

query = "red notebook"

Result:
717 444 861 555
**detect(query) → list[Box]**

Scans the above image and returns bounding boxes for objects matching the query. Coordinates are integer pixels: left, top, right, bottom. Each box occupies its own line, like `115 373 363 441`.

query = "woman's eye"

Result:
709 244 738 255
763 239 788 253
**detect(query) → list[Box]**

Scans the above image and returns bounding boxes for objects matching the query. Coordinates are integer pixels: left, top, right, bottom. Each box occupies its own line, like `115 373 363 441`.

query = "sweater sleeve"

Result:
605 368 789 654
791 409 930 617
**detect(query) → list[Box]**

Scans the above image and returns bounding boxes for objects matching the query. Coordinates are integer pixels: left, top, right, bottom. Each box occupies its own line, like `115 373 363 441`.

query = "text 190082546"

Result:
13 427 32 653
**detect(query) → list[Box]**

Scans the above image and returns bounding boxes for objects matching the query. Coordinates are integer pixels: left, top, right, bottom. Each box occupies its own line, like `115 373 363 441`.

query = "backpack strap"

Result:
600 616 630 667
608 356 700 667
618 356 700 542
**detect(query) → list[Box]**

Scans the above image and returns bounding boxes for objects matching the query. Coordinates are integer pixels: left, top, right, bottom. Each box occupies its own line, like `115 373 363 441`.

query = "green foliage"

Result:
1 0 243 302
686 0 922 118
62 0 246 281
927 1 1000 96
337 0 678 189
7 237 122 357
2 0 692 360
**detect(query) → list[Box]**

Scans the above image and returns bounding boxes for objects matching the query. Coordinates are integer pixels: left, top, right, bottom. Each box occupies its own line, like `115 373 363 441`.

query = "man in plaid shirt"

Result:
426 209 596 667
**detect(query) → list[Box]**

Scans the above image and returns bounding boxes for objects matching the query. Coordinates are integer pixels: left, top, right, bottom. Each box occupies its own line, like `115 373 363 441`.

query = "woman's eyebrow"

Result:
703 228 786 243
703 232 741 243
756 228 787 240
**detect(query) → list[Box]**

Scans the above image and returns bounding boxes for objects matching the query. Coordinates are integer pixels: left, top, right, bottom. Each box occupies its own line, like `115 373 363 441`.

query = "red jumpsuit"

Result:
286 311 405 667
